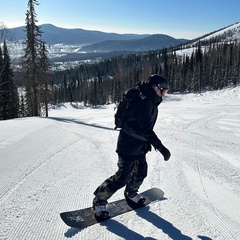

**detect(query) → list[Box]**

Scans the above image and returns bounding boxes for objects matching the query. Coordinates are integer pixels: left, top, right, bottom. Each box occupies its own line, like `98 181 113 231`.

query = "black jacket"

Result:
116 82 164 157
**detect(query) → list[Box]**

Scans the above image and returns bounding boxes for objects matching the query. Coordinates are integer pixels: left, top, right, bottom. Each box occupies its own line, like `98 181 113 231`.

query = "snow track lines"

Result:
1 88 240 239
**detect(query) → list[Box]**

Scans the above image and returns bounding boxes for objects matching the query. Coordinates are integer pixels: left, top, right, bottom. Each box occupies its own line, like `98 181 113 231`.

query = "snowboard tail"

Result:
60 187 164 229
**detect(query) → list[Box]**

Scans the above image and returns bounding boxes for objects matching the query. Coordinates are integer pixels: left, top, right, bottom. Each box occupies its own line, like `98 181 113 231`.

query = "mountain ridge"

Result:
7 24 151 45
81 34 187 52
4 22 240 69
7 23 189 53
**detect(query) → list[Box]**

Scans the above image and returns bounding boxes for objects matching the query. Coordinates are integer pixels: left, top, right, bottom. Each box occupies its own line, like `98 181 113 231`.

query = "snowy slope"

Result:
0 87 240 240
177 22 240 57
203 22 240 41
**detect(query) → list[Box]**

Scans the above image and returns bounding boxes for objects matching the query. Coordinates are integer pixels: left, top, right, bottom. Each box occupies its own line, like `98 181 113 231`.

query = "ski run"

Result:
0 86 240 240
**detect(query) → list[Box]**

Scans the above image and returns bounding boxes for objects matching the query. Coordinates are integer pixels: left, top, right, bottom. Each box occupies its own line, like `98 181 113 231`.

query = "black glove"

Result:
159 145 171 161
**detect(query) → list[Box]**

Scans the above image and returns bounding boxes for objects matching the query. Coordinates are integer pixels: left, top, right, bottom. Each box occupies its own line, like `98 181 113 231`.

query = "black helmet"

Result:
147 74 169 90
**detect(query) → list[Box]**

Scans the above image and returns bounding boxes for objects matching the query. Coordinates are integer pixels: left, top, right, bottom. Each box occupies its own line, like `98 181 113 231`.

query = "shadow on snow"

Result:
48 116 116 131
63 205 213 239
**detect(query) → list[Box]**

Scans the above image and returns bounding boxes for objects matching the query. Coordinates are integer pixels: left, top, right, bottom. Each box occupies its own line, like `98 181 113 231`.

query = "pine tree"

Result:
39 41 50 117
22 0 43 117
19 94 26 117
0 45 4 118
0 41 19 120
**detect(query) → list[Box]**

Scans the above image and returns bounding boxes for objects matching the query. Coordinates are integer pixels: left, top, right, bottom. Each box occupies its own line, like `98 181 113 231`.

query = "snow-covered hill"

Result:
0 87 240 239
203 22 240 41
176 22 240 57
187 22 240 47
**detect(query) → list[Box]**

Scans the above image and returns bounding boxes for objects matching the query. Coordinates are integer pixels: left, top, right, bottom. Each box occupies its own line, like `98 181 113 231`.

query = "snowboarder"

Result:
93 74 171 219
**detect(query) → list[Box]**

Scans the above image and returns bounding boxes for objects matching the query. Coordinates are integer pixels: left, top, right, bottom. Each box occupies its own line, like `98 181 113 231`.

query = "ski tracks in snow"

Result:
158 100 240 239
4 111 118 240
0 118 87 239
1 94 240 240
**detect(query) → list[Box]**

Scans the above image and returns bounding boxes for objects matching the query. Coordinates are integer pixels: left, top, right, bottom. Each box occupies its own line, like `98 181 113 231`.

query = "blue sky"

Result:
1 0 240 39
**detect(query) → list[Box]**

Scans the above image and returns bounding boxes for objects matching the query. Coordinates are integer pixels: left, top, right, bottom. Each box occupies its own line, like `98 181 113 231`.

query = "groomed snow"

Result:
0 86 240 240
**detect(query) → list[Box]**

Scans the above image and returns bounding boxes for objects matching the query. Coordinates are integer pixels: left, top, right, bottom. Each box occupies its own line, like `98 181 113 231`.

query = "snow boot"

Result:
92 198 109 221
124 191 146 207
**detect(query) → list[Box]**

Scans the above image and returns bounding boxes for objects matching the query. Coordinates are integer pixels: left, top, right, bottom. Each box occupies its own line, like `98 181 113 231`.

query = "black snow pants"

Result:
93 155 148 201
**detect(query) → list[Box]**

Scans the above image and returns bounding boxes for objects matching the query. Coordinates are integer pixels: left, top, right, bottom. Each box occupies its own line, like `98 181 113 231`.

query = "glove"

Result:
159 145 171 161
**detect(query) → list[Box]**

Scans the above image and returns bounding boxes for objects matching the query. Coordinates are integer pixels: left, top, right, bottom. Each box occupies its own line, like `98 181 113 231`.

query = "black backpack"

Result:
114 88 140 129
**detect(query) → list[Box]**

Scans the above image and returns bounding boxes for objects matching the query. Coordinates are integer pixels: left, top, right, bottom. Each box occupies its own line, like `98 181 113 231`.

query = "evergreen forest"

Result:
49 41 240 106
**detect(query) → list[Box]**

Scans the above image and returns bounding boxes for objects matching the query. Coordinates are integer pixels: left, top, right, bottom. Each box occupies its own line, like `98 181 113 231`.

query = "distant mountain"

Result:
81 34 188 52
6 22 240 70
7 24 149 45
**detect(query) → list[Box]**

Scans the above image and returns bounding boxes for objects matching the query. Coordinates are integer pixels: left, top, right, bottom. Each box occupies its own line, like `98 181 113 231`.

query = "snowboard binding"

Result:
92 198 109 222
124 191 146 208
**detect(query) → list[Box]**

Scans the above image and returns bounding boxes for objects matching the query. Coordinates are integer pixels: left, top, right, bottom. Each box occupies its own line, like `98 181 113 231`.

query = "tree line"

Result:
4 38 240 120
48 40 240 106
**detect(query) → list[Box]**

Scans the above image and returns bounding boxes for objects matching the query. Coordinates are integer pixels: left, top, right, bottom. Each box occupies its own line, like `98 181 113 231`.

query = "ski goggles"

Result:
153 84 168 96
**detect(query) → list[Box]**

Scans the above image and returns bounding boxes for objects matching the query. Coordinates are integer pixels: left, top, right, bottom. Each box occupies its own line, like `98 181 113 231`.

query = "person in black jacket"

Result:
93 74 171 219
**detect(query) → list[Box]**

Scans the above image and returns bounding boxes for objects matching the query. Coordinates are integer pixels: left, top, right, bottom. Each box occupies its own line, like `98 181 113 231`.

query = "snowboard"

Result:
60 187 164 229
